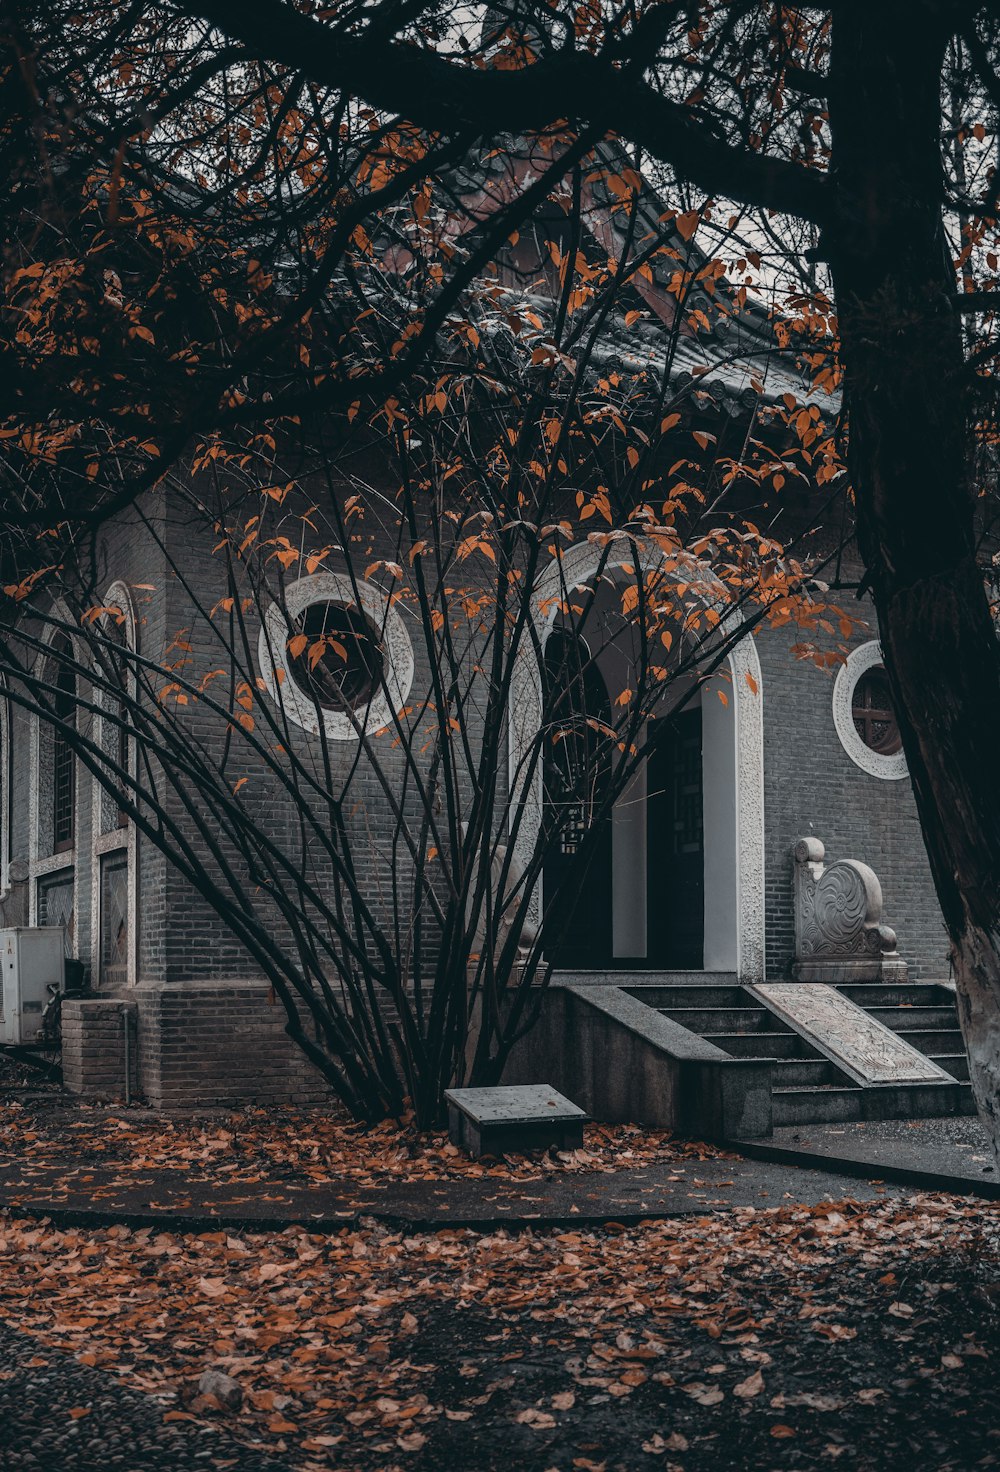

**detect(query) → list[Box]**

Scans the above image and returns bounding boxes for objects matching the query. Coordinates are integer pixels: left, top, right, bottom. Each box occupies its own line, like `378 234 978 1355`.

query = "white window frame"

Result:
257 573 414 741
832 641 908 781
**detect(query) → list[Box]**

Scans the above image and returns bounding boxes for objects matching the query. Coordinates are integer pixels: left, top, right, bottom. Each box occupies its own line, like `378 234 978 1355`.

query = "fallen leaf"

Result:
733 1369 764 1399
516 1408 557 1429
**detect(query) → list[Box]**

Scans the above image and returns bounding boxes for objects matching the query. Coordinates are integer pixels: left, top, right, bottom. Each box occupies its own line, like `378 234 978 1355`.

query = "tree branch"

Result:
178 0 834 226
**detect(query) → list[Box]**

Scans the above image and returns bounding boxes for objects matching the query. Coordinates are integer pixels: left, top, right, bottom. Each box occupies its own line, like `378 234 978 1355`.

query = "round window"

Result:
258 574 414 741
850 666 902 755
287 601 384 712
832 641 907 780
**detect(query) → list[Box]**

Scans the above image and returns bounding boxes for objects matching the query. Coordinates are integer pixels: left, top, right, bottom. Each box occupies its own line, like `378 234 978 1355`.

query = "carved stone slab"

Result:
751 984 952 1086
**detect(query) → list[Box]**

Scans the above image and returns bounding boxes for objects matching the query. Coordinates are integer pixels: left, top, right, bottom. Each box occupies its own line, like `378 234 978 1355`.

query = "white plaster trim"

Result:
257 574 414 741
832 641 907 781
89 581 140 987
508 539 766 982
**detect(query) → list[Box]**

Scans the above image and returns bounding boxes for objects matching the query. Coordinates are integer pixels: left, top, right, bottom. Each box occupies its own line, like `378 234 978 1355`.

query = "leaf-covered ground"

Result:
0 1099 729 1185
2 1193 999 1470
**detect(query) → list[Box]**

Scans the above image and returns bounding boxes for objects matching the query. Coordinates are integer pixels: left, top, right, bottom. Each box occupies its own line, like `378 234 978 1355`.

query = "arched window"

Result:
91 583 139 988
50 633 77 854
94 609 131 830
0 685 10 899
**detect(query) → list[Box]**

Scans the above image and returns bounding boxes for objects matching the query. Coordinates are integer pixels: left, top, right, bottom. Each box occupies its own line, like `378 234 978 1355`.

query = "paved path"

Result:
733 1115 1000 1199
0 1154 909 1233
0 1320 293 1472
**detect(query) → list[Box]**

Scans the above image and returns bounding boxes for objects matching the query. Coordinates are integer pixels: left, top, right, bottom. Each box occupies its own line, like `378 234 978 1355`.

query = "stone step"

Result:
658 1006 772 1034
895 1028 966 1055
627 986 748 1009
705 1030 813 1059
930 1053 970 1081
836 983 953 1008
770 1058 844 1087
772 1080 974 1128
772 1086 863 1127
865 1006 960 1032
554 970 737 988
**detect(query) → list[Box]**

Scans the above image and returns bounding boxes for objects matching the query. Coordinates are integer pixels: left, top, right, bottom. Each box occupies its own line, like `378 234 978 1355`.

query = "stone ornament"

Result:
461 822 539 964
257 573 414 741
752 983 949 1085
832 640 907 780
792 835 907 983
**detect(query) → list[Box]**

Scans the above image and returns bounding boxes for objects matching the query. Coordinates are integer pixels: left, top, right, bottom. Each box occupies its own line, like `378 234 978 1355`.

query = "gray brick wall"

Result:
62 997 139 1100
756 603 950 982
135 982 330 1108
5 482 957 1104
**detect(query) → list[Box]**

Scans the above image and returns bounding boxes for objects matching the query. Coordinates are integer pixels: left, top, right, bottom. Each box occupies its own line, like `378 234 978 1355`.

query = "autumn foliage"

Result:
0 5 871 1123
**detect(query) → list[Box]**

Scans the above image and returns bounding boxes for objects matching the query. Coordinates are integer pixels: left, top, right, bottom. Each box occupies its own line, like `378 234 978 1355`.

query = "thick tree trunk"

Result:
828 4 1000 1154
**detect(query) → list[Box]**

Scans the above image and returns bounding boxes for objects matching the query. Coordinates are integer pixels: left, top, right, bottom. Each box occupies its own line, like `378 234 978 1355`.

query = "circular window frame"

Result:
258 574 413 740
833 641 907 780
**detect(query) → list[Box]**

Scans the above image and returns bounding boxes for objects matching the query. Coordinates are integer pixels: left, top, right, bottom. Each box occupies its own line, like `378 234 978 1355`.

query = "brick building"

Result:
0 154 956 1119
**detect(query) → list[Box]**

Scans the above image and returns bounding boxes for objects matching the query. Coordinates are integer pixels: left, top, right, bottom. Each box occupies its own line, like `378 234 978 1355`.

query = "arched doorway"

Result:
510 540 765 981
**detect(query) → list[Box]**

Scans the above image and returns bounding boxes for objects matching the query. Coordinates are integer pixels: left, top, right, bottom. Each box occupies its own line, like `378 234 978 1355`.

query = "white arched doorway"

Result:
508 539 765 981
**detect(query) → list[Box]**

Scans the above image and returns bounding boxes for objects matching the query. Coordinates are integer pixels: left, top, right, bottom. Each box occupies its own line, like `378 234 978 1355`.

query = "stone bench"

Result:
444 1084 588 1158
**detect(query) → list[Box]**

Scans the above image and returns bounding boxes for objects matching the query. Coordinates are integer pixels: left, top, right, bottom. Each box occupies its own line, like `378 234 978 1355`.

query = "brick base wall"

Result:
62 997 139 1101
134 981 330 1109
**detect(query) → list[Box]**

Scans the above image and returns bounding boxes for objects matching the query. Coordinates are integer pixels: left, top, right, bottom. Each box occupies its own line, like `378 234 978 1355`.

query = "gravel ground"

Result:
0 1321 294 1472
788 1115 993 1149
772 1114 998 1183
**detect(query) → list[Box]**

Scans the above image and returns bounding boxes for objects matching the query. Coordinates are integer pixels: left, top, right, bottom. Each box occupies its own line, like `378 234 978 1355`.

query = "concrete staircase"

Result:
644 977 974 1127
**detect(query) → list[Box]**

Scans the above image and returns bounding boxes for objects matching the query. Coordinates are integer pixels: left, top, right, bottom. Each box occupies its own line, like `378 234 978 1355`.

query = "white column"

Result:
612 761 647 958
701 678 739 971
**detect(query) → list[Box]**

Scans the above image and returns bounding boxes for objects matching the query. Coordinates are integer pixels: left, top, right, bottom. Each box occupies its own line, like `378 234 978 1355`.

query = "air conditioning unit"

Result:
0 928 66 1045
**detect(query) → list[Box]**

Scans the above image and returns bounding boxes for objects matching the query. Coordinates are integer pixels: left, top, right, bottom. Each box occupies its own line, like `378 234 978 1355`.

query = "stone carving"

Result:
792 837 907 983
753 984 949 1085
463 823 539 964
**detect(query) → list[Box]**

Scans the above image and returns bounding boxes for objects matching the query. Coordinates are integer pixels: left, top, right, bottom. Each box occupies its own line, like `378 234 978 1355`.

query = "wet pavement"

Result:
736 1115 1000 1197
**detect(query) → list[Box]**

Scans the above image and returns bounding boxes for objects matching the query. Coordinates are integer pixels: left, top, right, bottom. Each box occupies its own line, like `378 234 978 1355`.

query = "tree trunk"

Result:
829 4 1000 1155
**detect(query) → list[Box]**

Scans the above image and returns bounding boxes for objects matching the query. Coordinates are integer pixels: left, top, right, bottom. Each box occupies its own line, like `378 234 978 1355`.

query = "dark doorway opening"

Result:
542 629 614 970
645 707 704 969
542 626 706 971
